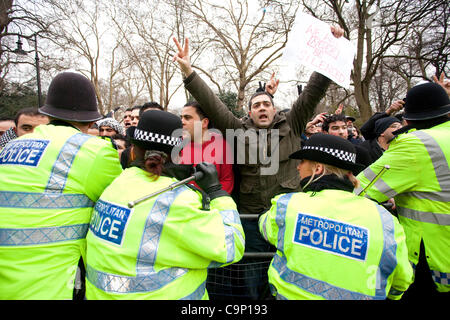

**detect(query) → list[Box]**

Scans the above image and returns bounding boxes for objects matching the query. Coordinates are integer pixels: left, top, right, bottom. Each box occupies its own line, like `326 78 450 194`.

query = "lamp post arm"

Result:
33 33 42 108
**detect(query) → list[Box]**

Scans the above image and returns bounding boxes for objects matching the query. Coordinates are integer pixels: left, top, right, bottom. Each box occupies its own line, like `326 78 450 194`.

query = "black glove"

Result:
256 81 266 93
195 162 228 200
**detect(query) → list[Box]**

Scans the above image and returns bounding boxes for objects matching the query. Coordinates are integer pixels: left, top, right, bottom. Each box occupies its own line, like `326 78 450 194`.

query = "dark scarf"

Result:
391 117 449 138
49 119 81 131
300 174 354 194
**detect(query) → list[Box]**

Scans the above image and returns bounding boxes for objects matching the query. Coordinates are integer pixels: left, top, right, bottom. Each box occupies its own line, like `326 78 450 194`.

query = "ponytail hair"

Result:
143 150 167 180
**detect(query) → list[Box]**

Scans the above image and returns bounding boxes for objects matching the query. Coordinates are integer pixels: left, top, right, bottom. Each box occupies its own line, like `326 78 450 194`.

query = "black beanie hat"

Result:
289 133 365 174
374 117 401 137
128 110 182 155
403 82 450 120
39 72 102 122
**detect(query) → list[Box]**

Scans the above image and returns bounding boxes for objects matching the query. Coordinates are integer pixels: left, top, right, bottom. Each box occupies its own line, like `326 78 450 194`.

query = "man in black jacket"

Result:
359 117 402 165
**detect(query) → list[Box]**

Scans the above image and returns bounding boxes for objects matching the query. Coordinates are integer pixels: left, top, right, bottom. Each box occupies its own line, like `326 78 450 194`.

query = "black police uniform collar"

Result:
129 161 194 181
390 117 449 142
49 119 81 131
300 174 354 194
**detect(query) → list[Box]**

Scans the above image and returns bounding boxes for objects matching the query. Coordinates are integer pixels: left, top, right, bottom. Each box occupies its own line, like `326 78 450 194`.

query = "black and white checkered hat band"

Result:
302 145 356 163
134 128 181 146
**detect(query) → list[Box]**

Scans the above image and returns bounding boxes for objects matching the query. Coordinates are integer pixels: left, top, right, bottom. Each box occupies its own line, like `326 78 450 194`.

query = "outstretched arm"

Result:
173 37 242 132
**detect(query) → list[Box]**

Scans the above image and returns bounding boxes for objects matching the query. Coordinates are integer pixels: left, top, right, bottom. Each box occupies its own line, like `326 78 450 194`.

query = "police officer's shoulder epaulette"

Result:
185 183 210 211
389 125 416 143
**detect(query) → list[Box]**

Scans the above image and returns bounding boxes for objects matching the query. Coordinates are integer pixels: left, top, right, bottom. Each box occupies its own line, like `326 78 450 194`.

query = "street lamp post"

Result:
13 33 42 108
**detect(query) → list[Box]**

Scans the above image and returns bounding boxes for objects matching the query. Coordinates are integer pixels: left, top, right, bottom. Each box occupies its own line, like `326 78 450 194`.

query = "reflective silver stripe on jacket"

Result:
0 224 89 246
410 131 450 191
275 193 294 252
0 191 94 209
180 281 206 300
358 167 398 199
407 131 450 210
398 207 450 226
271 195 397 299
260 214 269 242
402 190 449 202
46 133 92 193
272 254 376 300
375 204 398 298
87 186 206 298
0 133 95 209
208 209 244 268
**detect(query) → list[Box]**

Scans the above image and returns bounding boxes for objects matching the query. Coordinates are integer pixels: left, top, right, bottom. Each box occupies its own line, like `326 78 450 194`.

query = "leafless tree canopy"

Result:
1 0 448 119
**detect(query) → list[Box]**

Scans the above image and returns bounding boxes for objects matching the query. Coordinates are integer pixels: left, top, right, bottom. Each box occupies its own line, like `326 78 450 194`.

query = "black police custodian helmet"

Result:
39 72 102 122
128 110 182 155
289 133 365 174
403 82 450 121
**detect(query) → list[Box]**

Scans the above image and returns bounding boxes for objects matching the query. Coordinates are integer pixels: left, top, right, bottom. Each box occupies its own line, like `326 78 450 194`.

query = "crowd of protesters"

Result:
0 24 449 301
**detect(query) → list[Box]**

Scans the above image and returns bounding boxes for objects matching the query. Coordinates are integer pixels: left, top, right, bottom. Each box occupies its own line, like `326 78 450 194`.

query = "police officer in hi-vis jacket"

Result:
85 110 245 300
0 72 123 299
357 82 450 298
259 134 413 300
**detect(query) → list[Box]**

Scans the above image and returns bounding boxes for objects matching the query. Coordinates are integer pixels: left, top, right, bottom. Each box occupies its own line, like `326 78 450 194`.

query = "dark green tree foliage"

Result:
0 82 40 118
218 91 245 119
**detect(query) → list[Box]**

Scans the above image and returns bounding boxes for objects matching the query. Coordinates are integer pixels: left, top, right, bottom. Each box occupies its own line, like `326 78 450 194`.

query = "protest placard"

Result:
282 12 355 88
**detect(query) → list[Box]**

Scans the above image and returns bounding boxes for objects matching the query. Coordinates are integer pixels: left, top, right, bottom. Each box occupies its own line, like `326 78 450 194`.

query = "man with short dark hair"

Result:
0 107 49 149
130 105 141 127
140 102 164 116
173 25 345 299
359 117 402 164
322 113 348 139
122 107 133 129
322 113 371 173
179 101 234 194
14 107 49 137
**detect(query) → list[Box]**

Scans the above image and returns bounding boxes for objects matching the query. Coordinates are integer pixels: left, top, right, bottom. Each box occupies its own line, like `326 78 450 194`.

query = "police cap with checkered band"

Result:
289 133 365 174
128 110 182 155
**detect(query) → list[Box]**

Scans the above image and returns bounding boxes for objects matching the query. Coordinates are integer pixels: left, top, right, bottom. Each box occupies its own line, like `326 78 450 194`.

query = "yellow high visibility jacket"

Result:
85 167 245 300
0 124 122 299
356 121 450 292
259 189 413 300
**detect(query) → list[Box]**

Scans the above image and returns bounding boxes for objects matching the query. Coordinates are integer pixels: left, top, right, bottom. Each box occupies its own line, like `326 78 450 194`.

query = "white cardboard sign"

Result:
282 12 355 88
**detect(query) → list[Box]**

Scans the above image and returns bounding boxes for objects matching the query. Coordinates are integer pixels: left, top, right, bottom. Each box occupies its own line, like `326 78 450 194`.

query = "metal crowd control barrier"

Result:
206 214 276 300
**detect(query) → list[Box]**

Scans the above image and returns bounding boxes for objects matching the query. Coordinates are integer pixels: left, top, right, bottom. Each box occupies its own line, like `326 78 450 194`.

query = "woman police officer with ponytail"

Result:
85 110 244 300
259 133 413 300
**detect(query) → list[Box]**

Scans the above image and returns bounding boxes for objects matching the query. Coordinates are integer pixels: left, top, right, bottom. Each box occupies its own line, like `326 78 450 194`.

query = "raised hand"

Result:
386 100 405 115
330 25 344 39
173 37 193 77
265 72 280 96
335 103 344 115
432 72 450 97
311 112 328 125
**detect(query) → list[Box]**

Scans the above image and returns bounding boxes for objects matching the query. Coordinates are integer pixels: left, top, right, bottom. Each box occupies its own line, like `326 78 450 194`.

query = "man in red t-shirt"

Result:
178 101 234 194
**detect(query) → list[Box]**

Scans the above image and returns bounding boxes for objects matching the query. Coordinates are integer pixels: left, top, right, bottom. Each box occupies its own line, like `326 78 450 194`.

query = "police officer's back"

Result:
259 134 413 300
85 111 245 299
0 72 122 299
357 82 450 298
